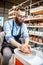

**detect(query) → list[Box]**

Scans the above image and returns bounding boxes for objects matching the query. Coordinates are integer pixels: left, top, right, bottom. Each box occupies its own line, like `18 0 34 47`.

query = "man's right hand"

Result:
19 44 32 54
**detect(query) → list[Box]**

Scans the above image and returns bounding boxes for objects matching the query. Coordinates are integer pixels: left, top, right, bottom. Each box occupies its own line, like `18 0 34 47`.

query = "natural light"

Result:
0 17 4 26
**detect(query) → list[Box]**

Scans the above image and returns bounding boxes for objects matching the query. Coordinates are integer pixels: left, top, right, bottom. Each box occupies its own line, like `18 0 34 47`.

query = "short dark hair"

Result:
16 6 25 11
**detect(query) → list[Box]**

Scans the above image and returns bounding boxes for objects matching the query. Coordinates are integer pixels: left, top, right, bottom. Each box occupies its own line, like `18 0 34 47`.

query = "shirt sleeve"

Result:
4 20 14 42
22 23 29 39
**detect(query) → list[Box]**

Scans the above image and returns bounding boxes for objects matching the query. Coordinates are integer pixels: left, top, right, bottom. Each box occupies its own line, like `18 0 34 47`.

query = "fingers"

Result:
27 45 32 53
19 44 32 54
26 44 31 49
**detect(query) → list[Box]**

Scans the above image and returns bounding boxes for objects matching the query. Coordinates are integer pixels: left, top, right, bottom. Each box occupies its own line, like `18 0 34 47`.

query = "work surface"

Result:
14 48 43 65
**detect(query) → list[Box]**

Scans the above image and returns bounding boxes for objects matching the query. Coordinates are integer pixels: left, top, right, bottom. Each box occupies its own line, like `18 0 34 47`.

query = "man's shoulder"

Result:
22 23 26 27
4 19 14 24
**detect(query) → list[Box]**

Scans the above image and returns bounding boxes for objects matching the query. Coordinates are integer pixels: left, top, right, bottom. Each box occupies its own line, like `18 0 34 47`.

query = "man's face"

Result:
16 10 25 23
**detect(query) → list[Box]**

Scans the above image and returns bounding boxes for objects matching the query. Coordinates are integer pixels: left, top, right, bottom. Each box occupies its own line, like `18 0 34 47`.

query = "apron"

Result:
12 20 21 44
1 20 22 55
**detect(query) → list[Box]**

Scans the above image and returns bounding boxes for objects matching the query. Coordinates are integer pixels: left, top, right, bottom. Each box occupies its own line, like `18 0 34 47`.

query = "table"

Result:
14 48 43 65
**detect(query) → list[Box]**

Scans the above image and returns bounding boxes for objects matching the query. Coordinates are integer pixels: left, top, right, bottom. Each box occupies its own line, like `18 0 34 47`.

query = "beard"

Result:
15 17 22 26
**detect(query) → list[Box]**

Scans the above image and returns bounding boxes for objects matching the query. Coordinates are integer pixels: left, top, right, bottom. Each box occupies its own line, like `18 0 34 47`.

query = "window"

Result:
0 17 4 26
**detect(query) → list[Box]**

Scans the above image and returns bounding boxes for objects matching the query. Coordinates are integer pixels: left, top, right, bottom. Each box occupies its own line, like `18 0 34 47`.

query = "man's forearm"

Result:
9 38 21 48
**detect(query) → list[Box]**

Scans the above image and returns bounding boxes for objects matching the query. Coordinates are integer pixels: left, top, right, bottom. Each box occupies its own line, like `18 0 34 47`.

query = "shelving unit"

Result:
29 40 43 45
24 15 43 22
8 6 16 19
30 6 43 15
27 26 43 28
25 0 43 46
29 31 43 37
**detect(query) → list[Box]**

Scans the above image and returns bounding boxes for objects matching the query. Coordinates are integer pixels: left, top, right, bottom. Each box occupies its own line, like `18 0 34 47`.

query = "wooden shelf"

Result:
8 16 16 19
29 40 43 45
24 17 43 22
27 26 43 28
29 32 43 37
29 0 43 7
30 6 43 15
8 10 16 15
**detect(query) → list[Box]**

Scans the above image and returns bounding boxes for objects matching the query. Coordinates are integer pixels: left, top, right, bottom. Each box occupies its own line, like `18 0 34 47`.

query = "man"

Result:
1 6 31 65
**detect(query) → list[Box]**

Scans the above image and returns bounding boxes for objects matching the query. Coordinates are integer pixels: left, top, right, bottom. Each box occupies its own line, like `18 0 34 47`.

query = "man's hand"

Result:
25 44 32 54
19 44 32 54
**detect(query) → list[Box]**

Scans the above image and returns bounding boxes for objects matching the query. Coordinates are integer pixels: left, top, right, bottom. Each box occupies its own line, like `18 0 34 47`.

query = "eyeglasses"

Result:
18 15 26 19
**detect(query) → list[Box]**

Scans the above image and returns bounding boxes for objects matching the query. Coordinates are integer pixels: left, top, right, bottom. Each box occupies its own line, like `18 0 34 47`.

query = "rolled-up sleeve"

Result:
4 21 14 42
22 23 29 39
